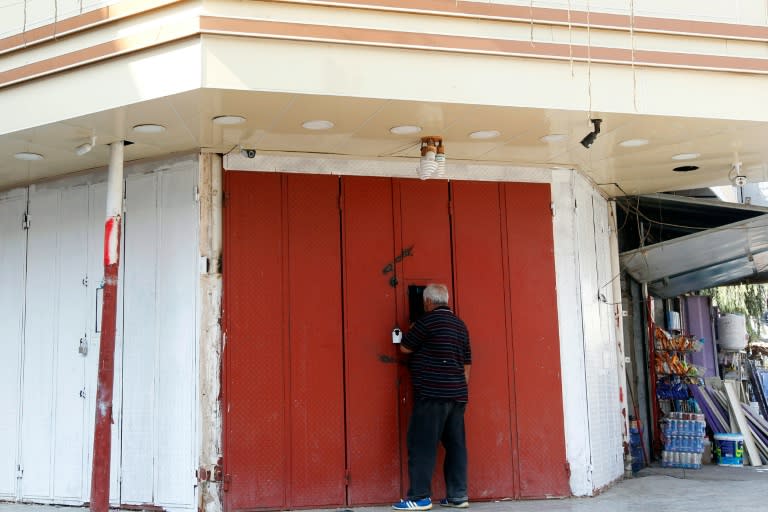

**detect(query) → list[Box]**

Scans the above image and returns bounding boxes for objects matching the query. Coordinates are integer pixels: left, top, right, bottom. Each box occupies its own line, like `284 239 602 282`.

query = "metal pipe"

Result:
210 154 222 273
608 202 632 472
90 141 124 512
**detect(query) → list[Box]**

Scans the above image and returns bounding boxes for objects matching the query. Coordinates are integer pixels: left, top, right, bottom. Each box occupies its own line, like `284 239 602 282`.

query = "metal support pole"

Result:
90 141 124 512
643 282 662 457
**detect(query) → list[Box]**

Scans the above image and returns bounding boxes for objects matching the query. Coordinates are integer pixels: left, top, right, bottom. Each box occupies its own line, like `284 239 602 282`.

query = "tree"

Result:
702 284 768 341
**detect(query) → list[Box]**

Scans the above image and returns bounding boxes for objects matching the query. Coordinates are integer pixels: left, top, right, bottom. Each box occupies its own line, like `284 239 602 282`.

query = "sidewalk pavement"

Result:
2 465 766 512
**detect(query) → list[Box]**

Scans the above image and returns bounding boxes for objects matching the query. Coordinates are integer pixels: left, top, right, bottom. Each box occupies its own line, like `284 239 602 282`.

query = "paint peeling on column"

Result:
103 216 121 266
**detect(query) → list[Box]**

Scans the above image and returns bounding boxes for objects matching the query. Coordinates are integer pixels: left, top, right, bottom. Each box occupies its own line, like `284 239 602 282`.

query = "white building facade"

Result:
2 1 768 510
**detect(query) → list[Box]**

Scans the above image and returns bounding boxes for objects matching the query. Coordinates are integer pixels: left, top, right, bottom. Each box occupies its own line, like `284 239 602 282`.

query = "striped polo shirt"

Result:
402 305 472 402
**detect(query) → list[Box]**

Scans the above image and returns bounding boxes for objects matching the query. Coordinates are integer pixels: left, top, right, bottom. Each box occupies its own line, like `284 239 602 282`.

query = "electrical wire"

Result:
379 140 421 158
630 0 638 111
567 0 574 77
586 0 593 119
22 0 27 46
616 199 712 232
529 0 535 45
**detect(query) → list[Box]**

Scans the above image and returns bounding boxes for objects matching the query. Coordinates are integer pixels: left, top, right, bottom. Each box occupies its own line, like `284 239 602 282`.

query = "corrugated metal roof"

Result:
621 208 768 298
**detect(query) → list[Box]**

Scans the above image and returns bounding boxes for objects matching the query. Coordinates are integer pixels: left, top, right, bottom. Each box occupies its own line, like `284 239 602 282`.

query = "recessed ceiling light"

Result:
672 152 700 161
213 115 246 125
14 152 44 161
673 165 699 172
75 142 93 156
133 124 166 133
469 130 500 140
620 138 649 147
390 125 422 135
540 134 567 143
302 120 334 130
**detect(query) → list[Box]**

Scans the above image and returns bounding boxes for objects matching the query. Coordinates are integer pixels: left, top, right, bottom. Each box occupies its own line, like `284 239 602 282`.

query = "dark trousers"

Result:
406 398 468 501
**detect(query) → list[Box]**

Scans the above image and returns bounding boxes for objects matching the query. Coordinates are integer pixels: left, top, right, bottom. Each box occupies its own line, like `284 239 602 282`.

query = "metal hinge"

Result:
79 334 88 356
22 213 30 230
345 468 351 485
222 192 230 207
564 462 571 478
194 186 200 203
16 465 23 478
222 474 231 492
82 275 88 287
550 202 555 217
79 389 87 399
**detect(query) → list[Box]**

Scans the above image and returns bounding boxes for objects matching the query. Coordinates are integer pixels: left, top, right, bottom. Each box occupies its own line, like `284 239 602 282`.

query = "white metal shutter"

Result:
19 185 90 503
0 190 28 500
120 165 197 508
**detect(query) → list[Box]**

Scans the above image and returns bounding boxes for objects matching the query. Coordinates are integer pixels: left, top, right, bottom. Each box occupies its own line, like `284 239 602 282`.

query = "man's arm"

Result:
400 320 427 354
464 365 471 384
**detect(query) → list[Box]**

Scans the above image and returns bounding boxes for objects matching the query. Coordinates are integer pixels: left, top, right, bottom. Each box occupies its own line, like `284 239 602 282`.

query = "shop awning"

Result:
620 196 768 298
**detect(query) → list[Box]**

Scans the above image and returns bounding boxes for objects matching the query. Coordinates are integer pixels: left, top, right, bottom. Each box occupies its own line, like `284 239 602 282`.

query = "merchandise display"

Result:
660 412 706 469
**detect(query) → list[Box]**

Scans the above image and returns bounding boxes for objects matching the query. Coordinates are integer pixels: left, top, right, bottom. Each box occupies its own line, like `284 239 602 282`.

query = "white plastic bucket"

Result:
717 314 747 350
714 433 744 466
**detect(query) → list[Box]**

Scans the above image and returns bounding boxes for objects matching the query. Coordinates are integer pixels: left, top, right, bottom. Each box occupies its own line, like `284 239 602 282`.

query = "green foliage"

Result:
702 284 768 341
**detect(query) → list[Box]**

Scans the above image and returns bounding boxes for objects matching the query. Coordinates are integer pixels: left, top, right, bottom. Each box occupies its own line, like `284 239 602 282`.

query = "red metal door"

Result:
342 177 401 505
223 172 345 511
223 173 569 510
451 181 518 499
503 183 569 498
341 177 454 504
392 179 454 499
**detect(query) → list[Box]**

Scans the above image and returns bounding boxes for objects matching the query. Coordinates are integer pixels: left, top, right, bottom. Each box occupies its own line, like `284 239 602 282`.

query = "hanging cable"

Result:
630 0 638 111
586 0 593 119
529 0 535 45
567 0 574 77
22 0 28 46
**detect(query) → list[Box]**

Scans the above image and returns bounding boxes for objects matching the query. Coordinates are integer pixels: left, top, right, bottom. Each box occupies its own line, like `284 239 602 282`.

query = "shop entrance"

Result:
222 172 568 511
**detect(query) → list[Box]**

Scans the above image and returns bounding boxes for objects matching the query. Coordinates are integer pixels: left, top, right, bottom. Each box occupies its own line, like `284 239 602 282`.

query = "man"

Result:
393 284 472 511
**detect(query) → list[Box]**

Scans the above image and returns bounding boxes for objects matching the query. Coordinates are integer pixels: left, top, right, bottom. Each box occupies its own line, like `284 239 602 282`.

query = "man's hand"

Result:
464 365 471 384
400 345 413 354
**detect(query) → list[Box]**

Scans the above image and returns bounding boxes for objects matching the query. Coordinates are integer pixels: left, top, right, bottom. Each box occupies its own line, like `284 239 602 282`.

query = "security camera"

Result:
240 148 256 159
580 118 602 148
580 131 597 148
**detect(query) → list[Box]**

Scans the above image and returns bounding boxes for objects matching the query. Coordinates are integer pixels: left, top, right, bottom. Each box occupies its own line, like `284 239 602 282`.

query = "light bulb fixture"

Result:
418 136 444 180
580 118 602 148
435 144 446 177
75 135 97 156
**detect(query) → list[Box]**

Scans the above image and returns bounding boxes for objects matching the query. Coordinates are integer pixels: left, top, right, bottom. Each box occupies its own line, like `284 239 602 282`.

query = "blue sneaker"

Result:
439 498 469 508
392 498 432 510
